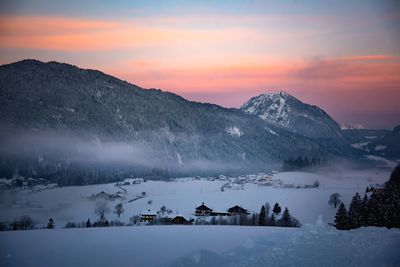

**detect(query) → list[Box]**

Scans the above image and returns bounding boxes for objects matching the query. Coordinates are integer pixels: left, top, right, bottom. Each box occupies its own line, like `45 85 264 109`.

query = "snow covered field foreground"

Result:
1 224 399 267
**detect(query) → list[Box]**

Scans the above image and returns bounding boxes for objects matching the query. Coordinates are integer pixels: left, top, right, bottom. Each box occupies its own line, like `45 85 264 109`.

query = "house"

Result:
227 205 249 215
371 183 386 193
170 216 190 224
140 210 157 222
195 202 213 216
210 211 230 216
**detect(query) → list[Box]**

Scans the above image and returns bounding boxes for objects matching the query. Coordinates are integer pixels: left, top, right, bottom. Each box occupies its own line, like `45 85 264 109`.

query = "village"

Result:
106 173 318 226
139 203 252 225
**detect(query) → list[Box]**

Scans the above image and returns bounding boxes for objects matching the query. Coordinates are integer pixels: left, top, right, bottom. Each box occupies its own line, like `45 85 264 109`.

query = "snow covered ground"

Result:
0 168 391 227
1 167 398 266
1 224 399 267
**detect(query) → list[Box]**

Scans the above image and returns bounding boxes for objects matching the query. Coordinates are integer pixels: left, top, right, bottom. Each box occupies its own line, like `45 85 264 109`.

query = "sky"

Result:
0 0 399 129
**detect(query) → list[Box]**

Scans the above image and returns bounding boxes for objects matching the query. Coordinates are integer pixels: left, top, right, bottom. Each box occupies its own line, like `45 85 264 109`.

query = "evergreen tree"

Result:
279 207 293 227
264 202 271 216
270 213 276 226
348 193 363 228
273 203 281 214
367 192 384 227
258 205 266 226
86 219 91 228
335 203 350 230
47 218 55 229
251 214 257 226
360 194 369 226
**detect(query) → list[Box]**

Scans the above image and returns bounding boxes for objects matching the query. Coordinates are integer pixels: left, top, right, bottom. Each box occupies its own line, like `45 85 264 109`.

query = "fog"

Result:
0 130 271 183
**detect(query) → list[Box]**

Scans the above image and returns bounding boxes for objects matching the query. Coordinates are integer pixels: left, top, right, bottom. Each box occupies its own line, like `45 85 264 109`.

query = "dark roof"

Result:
228 205 249 213
171 216 189 224
196 203 212 211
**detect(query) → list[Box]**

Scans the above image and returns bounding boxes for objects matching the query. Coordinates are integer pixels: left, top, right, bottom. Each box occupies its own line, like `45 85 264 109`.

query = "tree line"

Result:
283 156 326 171
335 164 400 230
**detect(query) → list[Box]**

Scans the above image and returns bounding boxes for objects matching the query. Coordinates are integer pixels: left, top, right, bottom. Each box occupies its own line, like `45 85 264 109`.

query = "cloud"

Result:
0 15 265 52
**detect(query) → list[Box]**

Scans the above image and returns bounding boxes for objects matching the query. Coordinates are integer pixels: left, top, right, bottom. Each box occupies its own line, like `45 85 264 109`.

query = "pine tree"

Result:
335 203 350 230
273 203 281 214
270 213 276 226
348 193 362 229
258 205 266 226
47 218 55 229
360 194 369 226
264 202 271 216
86 219 91 228
251 214 257 226
279 207 292 227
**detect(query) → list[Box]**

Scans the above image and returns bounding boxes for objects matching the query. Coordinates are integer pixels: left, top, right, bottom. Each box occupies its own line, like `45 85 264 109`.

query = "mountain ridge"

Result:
0 59 356 184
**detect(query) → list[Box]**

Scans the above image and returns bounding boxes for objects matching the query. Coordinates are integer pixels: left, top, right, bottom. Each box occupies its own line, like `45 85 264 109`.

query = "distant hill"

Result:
367 125 400 159
341 126 400 159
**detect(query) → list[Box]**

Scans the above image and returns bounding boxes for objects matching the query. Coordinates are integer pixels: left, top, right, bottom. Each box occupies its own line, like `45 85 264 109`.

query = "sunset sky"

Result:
0 0 399 128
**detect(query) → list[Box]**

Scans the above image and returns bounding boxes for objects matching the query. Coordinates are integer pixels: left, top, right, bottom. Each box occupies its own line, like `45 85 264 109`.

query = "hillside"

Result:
0 60 339 183
0 60 354 184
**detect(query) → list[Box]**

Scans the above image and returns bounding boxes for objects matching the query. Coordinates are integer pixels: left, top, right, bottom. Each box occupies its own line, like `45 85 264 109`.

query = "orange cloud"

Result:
111 56 400 94
0 15 265 52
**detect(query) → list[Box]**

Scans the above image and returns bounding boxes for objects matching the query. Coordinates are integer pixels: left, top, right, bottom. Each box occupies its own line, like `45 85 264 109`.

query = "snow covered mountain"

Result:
1 60 354 184
340 123 366 130
240 91 343 140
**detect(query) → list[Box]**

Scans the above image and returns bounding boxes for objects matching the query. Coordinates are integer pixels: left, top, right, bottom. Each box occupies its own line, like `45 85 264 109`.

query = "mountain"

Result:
240 92 343 140
342 129 390 151
0 59 348 184
341 126 400 159
366 125 400 159
340 123 365 130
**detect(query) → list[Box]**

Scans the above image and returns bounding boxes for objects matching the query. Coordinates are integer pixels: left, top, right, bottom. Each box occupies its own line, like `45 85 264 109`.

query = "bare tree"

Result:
95 201 110 222
329 193 341 208
113 203 124 218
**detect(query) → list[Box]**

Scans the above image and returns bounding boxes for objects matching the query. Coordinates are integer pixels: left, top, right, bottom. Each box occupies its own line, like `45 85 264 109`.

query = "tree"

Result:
258 205 266 226
47 218 55 229
113 203 124 218
94 201 110 222
160 205 167 215
251 213 257 226
278 207 292 227
360 194 369 226
348 193 362 228
86 219 92 228
329 193 341 208
273 203 281 214
313 180 320 188
270 213 276 226
19 215 34 230
335 203 350 230
264 202 271 216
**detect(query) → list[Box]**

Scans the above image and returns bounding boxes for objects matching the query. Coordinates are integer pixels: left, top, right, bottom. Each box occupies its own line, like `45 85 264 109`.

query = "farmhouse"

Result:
170 216 190 224
140 210 157 222
227 205 250 215
195 202 213 216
